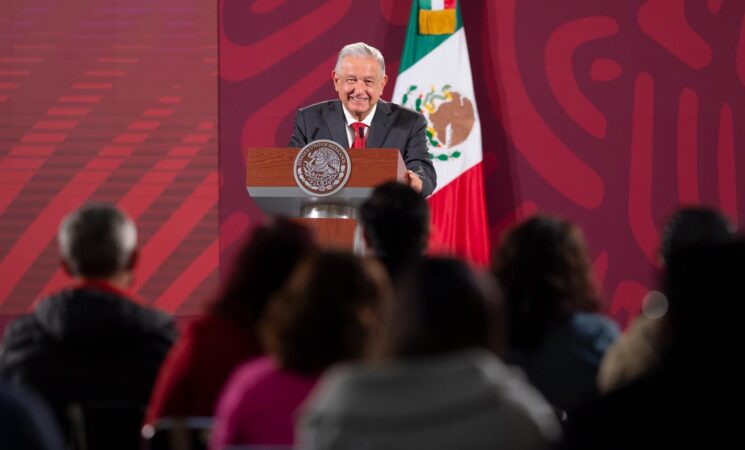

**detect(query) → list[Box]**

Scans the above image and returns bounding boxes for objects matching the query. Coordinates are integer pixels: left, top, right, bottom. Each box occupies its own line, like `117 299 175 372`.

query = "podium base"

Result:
300 204 358 219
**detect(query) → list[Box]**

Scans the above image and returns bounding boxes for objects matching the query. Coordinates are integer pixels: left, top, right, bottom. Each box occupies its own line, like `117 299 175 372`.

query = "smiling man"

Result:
289 42 436 196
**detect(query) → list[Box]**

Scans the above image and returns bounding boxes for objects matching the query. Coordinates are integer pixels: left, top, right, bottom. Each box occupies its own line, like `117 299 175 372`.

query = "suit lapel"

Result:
367 100 392 149
323 100 349 148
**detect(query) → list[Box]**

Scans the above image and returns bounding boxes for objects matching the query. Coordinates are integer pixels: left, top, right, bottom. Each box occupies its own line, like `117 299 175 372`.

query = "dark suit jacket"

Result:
289 99 437 196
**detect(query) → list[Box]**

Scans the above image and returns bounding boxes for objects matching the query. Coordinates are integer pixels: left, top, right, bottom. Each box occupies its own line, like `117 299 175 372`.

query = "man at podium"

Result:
289 42 436 196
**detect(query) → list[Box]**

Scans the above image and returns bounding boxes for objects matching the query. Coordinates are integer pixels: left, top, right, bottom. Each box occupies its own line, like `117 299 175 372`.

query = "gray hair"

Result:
335 42 386 77
58 203 137 278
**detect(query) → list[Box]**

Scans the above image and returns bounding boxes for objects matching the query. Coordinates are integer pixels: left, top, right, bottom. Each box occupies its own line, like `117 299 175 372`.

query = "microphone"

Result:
358 126 365 139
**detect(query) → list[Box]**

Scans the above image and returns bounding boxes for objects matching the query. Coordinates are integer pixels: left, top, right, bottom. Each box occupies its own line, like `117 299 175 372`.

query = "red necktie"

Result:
351 122 367 149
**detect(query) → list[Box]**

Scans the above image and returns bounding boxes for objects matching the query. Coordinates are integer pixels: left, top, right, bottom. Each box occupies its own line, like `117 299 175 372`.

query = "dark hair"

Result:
211 218 316 326
374 257 504 359
261 251 390 374
660 207 733 263
57 203 137 278
663 239 745 361
492 215 600 349
360 182 429 275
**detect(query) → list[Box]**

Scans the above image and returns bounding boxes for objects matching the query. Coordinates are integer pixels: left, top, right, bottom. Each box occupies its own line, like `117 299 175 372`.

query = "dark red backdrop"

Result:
221 0 745 328
1 0 743 330
0 0 218 325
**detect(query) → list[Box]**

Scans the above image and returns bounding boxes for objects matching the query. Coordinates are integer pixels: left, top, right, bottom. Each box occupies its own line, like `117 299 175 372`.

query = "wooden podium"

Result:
245 147 407 249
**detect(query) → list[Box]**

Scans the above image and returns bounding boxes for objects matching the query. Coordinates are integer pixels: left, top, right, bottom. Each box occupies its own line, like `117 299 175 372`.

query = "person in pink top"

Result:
211 250 391 449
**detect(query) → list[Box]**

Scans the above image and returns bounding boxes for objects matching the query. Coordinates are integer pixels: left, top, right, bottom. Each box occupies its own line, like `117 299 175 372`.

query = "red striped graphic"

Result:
0 165 120 304
0 172 35 215
143 108 174 117
59 95 102 103
21 133 66 143
32 115 213 302
154 239 219 312
34 120 79 130
72 83 113 90
46 108 90 116
0 70 32 76
9 145 55 156
84 70 126 77
132 172 218 292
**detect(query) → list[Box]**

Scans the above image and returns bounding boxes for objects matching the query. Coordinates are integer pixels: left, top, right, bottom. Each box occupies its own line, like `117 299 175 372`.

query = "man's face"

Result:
333 56 388 121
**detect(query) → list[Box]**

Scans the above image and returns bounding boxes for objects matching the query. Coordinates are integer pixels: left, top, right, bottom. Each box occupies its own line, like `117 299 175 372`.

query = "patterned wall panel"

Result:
477 0 745 326
0 0 218 318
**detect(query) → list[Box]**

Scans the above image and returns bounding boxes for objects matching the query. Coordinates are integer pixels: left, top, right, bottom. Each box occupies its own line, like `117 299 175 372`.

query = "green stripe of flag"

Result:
398 0 463 74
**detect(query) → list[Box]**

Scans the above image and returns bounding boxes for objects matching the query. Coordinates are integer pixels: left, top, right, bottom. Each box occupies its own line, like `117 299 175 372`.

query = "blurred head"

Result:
663 239 745 361
360 181 429 275
261 250 391 375
660 207 734 264
374 257 505 359
492 215 599 348
332 42 388 121
58 203 137 282
212 217 317 325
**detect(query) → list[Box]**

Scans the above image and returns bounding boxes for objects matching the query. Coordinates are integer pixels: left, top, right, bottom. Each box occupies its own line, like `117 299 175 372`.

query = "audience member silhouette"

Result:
0 382 64 450
145 218 317 425
0 203 176 449
298 257 560 450
492 215 619 419
597 207 734 393
210 250 390 448
563 239 745 449
360 181 429 280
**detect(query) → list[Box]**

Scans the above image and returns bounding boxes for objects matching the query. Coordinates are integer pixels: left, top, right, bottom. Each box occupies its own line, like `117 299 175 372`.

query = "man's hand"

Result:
405 170 423 194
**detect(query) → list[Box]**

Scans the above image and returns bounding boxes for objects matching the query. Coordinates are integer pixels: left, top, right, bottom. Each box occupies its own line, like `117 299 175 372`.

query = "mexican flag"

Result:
393 0 490 265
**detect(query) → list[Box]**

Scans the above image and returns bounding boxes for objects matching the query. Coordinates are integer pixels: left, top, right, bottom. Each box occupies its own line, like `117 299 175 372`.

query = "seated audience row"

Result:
1 181 738 450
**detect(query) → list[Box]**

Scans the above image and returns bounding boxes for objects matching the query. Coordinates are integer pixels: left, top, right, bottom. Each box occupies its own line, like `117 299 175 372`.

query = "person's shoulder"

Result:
297 99 338 114
229 356 278 386
0 314 44 351
298 360 370 416
570 312 621 342
116 294 177 342
220 357 285 404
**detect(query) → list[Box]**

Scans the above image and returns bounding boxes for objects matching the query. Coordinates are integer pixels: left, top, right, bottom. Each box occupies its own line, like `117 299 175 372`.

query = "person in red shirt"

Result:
144 218 317 425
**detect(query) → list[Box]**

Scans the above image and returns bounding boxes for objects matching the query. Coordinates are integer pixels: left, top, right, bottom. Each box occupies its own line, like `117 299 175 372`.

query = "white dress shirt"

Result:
341 103 377 148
